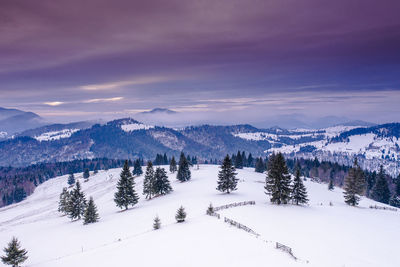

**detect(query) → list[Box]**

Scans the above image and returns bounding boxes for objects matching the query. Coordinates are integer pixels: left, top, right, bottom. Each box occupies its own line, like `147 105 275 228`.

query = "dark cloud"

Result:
0 0 399 125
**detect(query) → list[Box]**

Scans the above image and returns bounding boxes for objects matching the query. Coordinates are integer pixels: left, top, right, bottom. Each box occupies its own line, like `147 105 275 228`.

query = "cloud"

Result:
80 76 174 91
43 101 64 106
83 97 124 103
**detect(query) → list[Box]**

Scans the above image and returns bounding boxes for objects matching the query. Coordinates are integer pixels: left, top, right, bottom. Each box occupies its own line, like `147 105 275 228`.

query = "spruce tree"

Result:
292 168 308 205
83 197 99 224
343 159 365 206
255 157 265 173
143 161 155 199
235 151 243 169
1 237 28 267
153 216 161 230
371 165 391 204
169 156 177 173
389 195 400 208
216 155 238 194
68 181 87 220
265 153 292 204
241 151 247 167
153 167 173 196
177 152 191 182
58 187 70 215
67 172 75 187
247 153 254 167
328 179 335 191
83 168 90 180
175 206 187 223
114 160 139 210
394 173 400 196
133 159 143 176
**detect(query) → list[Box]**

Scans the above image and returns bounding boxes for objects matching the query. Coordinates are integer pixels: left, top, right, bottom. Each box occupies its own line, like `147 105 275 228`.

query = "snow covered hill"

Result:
0 165 399 267
233 123 400 175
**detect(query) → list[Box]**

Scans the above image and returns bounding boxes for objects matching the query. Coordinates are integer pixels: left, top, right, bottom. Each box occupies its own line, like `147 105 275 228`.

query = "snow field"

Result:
0 165 399 267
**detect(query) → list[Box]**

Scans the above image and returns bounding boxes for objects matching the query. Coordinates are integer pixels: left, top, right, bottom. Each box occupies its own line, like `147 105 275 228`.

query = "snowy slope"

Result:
0 166 399 267
34 129 80 141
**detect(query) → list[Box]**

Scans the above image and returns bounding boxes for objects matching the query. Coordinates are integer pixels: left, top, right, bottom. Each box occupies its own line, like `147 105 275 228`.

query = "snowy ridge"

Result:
121 123 154 132
34 129 79 141
0 165 399 267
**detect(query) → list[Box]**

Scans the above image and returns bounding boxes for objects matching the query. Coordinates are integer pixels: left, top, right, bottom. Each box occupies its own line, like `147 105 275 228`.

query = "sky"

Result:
1 0 400 127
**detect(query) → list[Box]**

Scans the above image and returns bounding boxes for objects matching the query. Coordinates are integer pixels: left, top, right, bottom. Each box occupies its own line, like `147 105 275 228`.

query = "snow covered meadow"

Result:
0 165 399 267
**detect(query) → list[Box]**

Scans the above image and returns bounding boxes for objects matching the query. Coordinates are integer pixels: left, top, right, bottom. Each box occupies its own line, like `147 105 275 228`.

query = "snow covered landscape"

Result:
1 165 399 267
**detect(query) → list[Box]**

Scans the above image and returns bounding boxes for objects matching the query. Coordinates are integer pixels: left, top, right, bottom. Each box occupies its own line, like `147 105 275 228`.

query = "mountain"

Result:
139 108 177 114
0 118 398 176
234 123 400 175
0 107 45 135
0 165 398 267
17 120 97 141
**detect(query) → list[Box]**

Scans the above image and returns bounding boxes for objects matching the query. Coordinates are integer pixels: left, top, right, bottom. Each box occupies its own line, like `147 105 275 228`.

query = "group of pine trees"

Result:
58 181 99 224
231 151 254 169
142 161 173 200
153 153 197 166
265 153 308 205
341 159 398 207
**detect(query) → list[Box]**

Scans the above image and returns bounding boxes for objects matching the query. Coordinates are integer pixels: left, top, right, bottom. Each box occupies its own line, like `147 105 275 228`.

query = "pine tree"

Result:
216 155 238 194
255 157 265 173
328 179 334 191
83 197 99 224
389 195 400 208
67 172 75 187
247 153 254 167
394 173 400 197
265 153 292 205
133 159 143 176
291 168 308 205
206 203 214 215
241 151 247 167
58 187 70 215
143 161 155 199
175 206 186 223
114 160 139 210
1 237 28 267
234 151 243 169
83 168 90 180
153 167 173 196
68 181 87 220
177 152 191 182
153 216 161 230
343 159 365 206
163 153 168 165
371 165 391 204
169 156 177 173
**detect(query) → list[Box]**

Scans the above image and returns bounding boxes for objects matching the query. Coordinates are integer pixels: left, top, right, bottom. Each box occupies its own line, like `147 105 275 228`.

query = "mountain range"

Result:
0 117 399 176
0 107 45 136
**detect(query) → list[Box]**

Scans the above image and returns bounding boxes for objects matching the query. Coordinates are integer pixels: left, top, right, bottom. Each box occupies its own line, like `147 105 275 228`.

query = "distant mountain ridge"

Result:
0 118 399 176
0 107 45 136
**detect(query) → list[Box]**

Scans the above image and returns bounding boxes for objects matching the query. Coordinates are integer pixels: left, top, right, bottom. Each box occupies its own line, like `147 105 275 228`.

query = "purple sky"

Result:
1 0 400 126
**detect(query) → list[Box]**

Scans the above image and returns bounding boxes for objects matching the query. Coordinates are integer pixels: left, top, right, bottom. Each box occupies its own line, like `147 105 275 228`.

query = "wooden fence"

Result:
276 242 297 260
207 200 301 262
223 217 259 237
369 205 397 212
213 201 256 212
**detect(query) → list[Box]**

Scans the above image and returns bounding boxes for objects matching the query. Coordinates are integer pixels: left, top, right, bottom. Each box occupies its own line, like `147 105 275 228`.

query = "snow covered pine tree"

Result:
114 160 139 210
